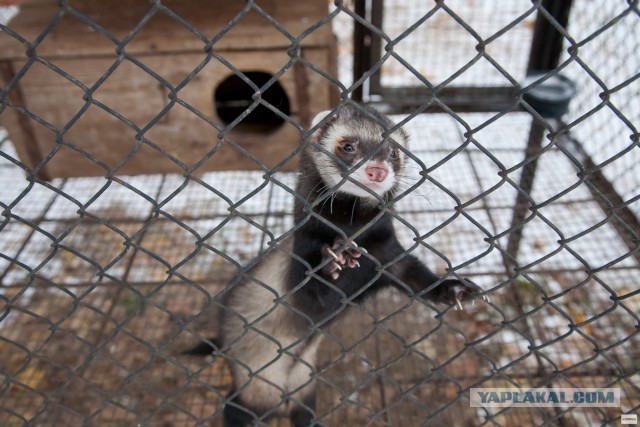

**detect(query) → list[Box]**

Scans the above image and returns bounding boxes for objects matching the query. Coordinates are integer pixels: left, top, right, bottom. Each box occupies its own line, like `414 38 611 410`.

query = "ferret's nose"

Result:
365 165 388 182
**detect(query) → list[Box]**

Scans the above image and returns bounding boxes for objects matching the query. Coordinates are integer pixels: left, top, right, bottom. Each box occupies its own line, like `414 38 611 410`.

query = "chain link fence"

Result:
1 0 639 426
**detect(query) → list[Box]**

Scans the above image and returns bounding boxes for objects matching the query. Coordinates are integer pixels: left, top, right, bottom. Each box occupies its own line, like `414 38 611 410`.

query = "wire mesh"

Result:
1 1 639 426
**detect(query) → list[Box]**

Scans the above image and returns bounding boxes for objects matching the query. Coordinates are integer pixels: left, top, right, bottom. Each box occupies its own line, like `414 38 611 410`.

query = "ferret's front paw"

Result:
320 239 364 280
432 278 489 310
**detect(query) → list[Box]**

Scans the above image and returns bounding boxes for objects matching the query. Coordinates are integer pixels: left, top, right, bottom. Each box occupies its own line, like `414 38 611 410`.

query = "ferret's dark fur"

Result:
188 102 485 427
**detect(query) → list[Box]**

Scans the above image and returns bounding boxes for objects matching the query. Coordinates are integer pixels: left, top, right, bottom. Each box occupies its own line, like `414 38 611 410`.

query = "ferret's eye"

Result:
342 143 355 153
389 147 398 159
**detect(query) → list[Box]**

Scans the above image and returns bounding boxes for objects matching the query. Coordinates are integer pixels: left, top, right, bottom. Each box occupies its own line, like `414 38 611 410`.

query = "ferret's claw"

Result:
326 248 339 261
323 238 366 280
435 279 485 309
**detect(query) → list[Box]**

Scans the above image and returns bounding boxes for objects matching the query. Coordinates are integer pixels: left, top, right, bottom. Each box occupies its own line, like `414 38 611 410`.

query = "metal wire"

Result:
0 1 638 426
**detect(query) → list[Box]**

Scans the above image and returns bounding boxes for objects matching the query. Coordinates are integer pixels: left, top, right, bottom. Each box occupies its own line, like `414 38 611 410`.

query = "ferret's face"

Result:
310 107 408 201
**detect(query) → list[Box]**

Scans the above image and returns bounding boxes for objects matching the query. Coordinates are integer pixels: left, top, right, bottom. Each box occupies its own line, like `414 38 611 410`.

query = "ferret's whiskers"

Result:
350 197 358 226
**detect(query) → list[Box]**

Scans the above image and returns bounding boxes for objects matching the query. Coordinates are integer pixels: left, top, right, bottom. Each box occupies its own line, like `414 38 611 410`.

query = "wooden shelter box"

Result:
0 0 339 178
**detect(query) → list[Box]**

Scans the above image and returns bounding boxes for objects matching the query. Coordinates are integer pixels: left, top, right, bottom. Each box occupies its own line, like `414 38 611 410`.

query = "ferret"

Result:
187 101 486 427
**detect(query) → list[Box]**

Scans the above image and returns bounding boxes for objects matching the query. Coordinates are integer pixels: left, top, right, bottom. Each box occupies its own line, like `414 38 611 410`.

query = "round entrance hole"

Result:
214 71 291 133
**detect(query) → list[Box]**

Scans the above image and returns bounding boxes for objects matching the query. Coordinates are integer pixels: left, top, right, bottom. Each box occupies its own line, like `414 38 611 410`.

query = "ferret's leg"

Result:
389 253 487 308
223 390 258 427
290 391 323 427
286 334 324 426
320 239 364 280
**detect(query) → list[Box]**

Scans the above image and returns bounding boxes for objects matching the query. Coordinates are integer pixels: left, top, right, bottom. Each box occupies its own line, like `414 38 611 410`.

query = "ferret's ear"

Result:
311 110 332 129
310 110 333 141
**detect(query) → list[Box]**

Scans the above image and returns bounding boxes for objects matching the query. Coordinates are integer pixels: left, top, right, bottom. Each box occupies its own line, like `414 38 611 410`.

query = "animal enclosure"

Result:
1 1 639 426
